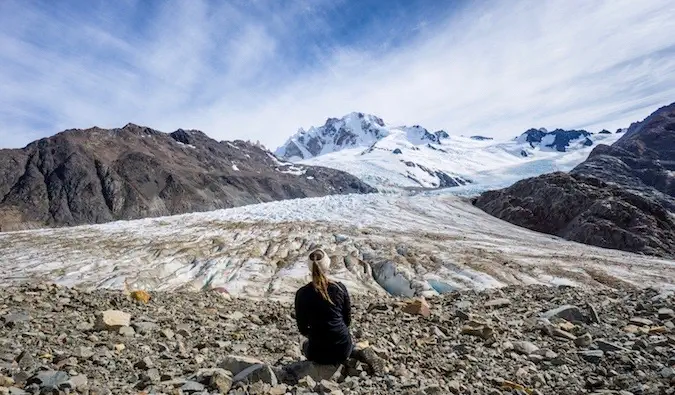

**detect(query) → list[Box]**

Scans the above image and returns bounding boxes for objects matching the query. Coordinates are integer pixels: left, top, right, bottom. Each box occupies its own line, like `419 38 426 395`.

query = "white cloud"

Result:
0 0 674 149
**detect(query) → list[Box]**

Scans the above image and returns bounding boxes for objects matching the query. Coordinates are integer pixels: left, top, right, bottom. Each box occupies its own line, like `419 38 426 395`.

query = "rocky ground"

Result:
1 282 674 395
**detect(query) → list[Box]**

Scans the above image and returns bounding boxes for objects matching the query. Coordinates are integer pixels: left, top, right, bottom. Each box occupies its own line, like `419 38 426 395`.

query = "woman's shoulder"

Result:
329 281 348 293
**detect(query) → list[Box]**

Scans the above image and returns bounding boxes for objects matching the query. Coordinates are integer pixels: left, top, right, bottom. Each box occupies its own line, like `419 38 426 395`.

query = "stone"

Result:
133 322 159 335
541 305 587 323
75 347 95 360
658 308 675 320
1 312 31 328
660 367 674 379
280 361 343 383
485 298 511 308
114 344 125 352
209 370 233 393
552 328 577 341
219 355 278 386
298 375 316 389
68 374 88 390
629 317 653 326
448 380 461 394
578 350 604 363
134 357 154 370
574 333 593 347
596 340 628 353
181 380 205 393
318 379 342 394
118 326 135 337
402 299 431 318
587 303 600 323
161 328 175 339
461 322 494 340
27 371 70 391
95 310 131 330
513 341 539 355
129 290 151 303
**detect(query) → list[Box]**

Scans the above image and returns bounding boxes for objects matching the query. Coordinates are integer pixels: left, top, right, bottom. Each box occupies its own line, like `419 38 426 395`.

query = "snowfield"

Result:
1 192 672 301
277 112 623 191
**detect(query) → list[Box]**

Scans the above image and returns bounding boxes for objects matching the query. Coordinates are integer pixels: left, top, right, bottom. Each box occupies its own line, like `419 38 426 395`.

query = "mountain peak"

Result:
275 112 391 160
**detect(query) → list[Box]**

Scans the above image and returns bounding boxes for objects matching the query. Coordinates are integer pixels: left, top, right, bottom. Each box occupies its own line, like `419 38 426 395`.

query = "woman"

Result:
294 248 353 365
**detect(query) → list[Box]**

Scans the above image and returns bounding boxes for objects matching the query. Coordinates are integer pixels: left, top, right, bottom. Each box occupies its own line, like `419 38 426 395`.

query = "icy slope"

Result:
276 113 623 190
1 192 672 300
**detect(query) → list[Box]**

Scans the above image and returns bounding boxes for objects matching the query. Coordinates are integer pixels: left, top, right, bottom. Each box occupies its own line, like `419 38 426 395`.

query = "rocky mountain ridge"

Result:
0 123 374 231
474 102 675 258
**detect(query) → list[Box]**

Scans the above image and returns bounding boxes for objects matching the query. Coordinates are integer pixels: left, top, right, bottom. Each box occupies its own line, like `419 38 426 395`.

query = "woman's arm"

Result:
294 289 310 336
341 284 351 327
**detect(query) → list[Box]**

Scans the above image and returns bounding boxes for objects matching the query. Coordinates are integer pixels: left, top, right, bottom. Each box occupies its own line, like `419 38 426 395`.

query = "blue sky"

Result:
1 0 674 149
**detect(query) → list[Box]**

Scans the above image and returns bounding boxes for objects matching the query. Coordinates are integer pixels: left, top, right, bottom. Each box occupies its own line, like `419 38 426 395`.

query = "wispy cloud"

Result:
1 0 674 149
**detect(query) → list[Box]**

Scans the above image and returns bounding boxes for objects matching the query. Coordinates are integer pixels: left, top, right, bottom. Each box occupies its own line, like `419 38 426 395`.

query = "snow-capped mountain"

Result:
275 113 622 191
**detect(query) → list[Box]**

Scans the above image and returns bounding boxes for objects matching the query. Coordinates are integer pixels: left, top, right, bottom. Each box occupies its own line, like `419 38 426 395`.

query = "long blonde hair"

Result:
309 249 333 305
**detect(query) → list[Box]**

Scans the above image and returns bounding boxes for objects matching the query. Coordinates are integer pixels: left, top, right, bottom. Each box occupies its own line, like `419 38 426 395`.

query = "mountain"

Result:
276 112 621 191
474 102 675 258
0 123 374 231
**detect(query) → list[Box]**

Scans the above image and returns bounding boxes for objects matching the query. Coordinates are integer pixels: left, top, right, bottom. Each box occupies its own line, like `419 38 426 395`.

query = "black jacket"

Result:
294 281 352 365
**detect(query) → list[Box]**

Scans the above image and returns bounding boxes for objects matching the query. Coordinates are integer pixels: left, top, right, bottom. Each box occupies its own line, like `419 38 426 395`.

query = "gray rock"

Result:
484 298 511 308
596 340 628 352
578 350 604 363
629 317 653 326
574 333 592 347
541 305 587 323
27 371 70 391
118 326 135 337
68 374 88 390
133 322 159 335
181 380 205 393
513 341 539 355
658 308 674 320
1 312 31 327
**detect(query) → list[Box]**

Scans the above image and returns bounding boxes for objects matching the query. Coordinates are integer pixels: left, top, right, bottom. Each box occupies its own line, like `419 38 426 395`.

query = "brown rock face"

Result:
474 102 675 258
0 124 375 231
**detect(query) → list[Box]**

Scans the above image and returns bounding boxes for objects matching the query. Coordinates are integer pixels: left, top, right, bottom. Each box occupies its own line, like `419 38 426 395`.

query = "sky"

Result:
1 0 675 150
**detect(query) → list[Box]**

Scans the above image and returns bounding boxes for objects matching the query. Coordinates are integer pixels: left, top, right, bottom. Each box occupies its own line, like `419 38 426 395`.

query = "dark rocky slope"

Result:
0 124 375 231
474 102 675 258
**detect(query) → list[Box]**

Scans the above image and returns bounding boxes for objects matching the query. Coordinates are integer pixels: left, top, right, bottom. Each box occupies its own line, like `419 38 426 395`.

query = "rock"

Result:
219 355 278 386
280 361 343 383
118 326 135 337
513 341 539 355
298 375 317 389
596 340 628 352
129 290 151 303
134 357 154 370
1 312 31 328
114 343 125 352
181 380 205 393
541 305 587 323
95 310 131 330
68 374 88 390
485 298 511 308
587 303 600 323
16 351 36 373
75 346 94 360
402 299 431 318
227 311 245 320
658 308 675 320
552 328 577 341
574 333 593 347
27 371 70 392
448 380 461 394
133 322 159 335
578 350 604 363
461 323 494 340
318 379 342 394
161 328 175 339
629 317 653 326
0 376 14 387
